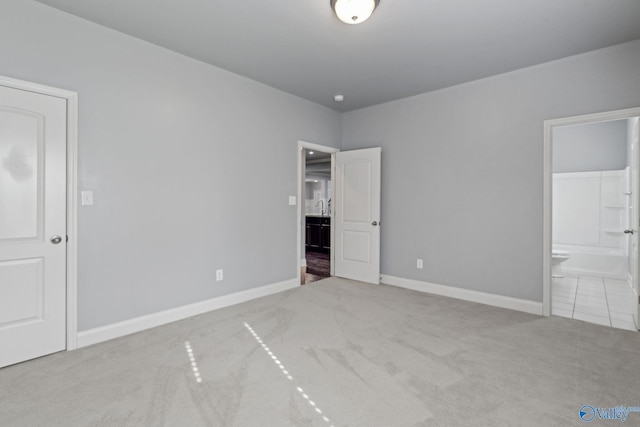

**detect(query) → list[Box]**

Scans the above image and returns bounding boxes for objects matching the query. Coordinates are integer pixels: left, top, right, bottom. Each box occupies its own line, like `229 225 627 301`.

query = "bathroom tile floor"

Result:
552 274 638 331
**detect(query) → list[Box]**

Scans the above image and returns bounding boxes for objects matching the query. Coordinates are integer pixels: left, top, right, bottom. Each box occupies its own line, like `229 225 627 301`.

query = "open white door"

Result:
0 85 67 367
334 147 381 284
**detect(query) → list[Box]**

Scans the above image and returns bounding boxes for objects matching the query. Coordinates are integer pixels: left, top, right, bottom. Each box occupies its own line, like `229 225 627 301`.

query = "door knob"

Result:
624 229 634 235
372 221 378 226
50 235 63 244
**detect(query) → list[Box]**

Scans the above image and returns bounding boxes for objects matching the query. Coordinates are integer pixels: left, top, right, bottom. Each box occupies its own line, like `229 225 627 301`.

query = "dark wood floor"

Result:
305 250 330 284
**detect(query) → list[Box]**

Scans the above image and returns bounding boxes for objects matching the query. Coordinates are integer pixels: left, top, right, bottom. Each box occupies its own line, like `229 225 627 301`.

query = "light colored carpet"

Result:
1 277 639 426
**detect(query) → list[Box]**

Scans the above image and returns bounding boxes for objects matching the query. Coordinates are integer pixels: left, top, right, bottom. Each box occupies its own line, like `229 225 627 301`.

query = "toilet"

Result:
552 250 570 278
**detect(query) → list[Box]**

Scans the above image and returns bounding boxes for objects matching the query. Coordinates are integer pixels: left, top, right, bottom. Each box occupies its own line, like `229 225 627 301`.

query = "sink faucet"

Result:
317 199 325 216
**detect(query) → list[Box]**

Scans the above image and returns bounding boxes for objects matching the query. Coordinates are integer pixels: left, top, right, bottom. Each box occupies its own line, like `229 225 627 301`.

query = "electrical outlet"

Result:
417 259 423 269
216 269 223 281
81 190 94 206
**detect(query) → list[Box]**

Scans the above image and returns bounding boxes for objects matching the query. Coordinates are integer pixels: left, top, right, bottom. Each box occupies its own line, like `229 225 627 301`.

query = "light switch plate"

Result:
81 191 94 206
289 196 296 205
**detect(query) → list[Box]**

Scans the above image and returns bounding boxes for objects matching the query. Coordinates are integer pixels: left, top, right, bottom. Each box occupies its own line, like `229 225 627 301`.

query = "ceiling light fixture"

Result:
330 0 380 25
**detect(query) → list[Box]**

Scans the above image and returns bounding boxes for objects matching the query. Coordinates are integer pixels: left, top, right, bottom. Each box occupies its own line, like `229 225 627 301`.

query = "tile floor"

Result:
552 274 638 331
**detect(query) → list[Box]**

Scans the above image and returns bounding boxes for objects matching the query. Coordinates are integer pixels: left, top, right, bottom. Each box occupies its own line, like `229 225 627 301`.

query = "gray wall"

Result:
627 118 636 170
0 0 341 330
553 119 628 173
3 1 640 330
342 40 640 302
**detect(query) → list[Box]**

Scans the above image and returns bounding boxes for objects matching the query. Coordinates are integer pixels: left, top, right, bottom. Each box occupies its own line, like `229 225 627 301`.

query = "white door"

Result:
0 85 67 367
334 147 381 284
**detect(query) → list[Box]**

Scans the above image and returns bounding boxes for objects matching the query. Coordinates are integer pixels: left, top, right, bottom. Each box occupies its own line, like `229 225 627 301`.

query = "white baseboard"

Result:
563 266 627 280
381 275 543 316
77 278 299 348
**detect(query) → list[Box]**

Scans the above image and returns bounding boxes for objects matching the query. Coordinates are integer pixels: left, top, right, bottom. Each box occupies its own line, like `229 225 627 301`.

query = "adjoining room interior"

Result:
551 118 639 330
303 148 333 284
2 0 640 425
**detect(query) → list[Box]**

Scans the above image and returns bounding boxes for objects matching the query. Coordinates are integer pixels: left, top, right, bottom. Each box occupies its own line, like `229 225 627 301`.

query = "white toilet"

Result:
552 250 570 278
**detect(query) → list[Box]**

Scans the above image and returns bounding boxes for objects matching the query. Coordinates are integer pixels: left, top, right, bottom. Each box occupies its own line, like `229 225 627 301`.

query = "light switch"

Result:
81 191 94 206
289 196 297 206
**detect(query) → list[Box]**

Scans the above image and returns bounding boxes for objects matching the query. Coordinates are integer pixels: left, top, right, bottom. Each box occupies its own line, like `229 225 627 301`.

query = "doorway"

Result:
0 75 78 367
297 142 382 286
298 142 338 284
543 108 640 331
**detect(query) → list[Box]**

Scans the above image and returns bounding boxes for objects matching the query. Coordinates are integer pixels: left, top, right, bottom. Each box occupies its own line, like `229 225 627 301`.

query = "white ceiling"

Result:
35 0 640 112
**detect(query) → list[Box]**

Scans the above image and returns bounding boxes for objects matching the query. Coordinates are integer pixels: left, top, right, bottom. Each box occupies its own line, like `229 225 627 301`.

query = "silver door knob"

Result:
624 229 634 235
50 235 63 244
372 221 378 226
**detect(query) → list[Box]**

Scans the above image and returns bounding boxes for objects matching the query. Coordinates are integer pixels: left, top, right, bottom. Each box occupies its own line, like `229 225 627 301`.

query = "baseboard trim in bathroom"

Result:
77 278 299 348
563 267 627 281
381 275 543 316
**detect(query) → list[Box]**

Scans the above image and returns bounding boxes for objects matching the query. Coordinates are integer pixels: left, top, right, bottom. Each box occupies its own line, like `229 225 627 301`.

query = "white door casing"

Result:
0 84 67 367
632 117 640 328
334 147 381 284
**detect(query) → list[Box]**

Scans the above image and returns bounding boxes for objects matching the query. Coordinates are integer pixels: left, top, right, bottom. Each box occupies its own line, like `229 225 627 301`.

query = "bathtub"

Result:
553 244 628 279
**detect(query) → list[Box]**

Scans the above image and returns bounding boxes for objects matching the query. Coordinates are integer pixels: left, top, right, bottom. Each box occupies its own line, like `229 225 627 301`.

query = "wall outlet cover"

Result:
81 190 94 206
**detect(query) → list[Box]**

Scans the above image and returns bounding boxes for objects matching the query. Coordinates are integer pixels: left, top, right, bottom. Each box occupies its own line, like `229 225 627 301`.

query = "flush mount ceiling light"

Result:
330 0 380 25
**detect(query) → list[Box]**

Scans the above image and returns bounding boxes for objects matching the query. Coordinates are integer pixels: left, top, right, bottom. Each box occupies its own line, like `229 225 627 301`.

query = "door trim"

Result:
0 75 79 349
297 141 339 285
542 107 640 318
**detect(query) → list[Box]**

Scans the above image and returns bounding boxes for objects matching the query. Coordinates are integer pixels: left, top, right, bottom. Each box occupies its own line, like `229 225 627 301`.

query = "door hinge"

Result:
66 235 69 242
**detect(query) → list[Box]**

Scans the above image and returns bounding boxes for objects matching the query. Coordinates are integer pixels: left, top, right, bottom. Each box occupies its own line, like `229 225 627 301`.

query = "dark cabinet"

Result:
306 216 330 252
306 218 321 250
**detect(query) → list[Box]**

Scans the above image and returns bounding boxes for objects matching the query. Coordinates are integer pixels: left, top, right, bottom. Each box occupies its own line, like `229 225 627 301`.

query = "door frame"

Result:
297 141 339 285
542 107 640 318
0 75 79 349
